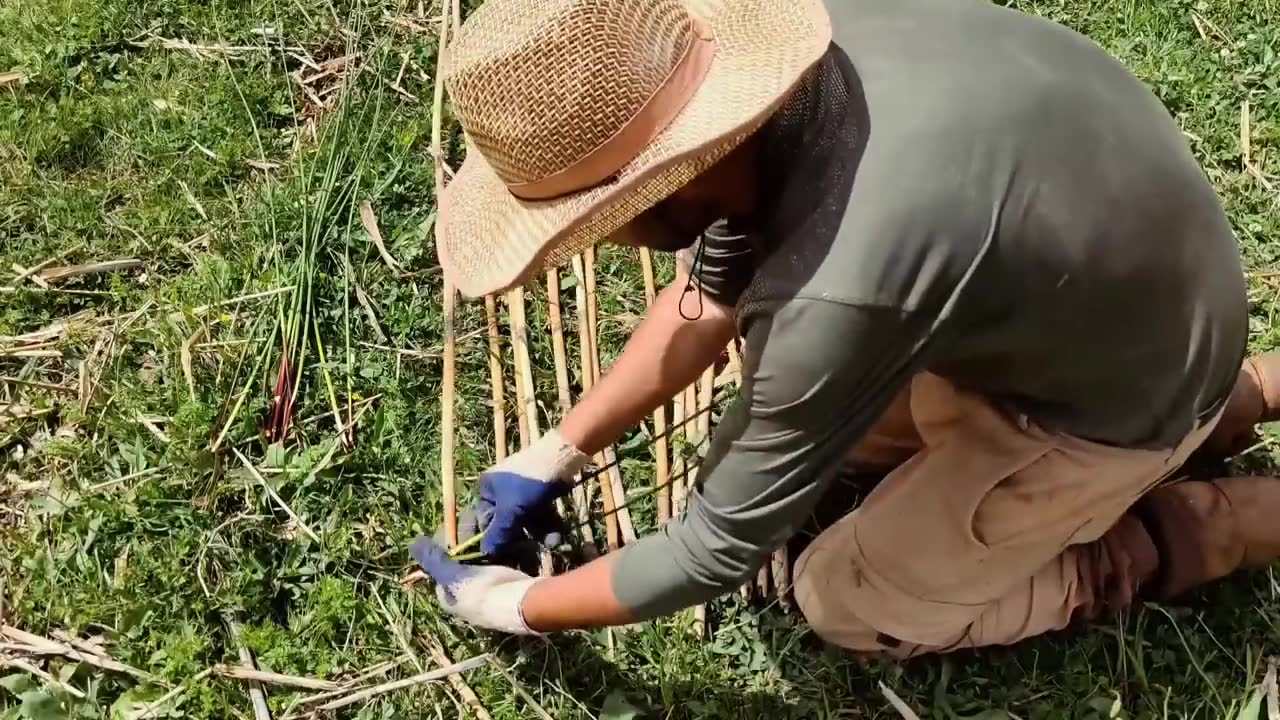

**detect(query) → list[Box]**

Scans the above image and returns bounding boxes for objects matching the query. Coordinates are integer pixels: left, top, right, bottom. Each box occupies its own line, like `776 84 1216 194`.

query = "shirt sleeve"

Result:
609 298 935 619
678 219 756 309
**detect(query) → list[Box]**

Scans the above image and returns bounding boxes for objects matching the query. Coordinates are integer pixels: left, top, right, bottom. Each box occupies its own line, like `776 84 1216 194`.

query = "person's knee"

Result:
794 541 975 657
793 543 895 653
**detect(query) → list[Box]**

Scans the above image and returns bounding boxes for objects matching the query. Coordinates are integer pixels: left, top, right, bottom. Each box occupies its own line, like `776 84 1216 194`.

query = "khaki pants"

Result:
793 373 1219 658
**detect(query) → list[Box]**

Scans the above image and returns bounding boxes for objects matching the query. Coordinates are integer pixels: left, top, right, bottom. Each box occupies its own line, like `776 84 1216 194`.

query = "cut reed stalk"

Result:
602 446 635 542
697 367 713 442
316 654 491 712
507 286 554 575
547 269 598 557
422 636 491 720
224 618 278 720
432 0 457 548
670 386 687 516
572 255 619 549
441 282 458 548
507 289 532 447
583 248 600 364
484 295 507 462
584 249 636 543
639 249 672 525
684 384 698 449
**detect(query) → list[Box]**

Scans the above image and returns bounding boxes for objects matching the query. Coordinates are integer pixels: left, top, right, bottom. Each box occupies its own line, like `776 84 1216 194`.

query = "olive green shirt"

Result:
611 0 1247 618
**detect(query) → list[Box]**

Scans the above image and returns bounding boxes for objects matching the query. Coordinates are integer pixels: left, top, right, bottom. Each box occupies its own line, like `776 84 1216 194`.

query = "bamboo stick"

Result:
584 249 636 543
441 284 458 548
1 626 157 683
583 248 600 364
422 635 491 720
571 258 594 390
547 269 599 557
291 657 410 709
697 367 713 443
602 446 634 542
670 387 687 516
486 658 556 720
0 658 85 699
507 289 535 446
512 373 530 447
571 255 619 549
431 0 458 549
639 249 672 525
546 272 573 414
507 288 553 575
484 295 507 462
684 384 698 448
317 655 491 712
214 664 339 691
223 616 273 720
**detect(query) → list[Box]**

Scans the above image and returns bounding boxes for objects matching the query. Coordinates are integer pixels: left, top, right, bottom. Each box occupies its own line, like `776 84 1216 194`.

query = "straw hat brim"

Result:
437 0 833 298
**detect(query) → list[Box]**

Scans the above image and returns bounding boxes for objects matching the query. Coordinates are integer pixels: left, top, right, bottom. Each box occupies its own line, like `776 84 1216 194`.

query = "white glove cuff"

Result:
514 584 545 637
496 427 590 482
440 575 544 636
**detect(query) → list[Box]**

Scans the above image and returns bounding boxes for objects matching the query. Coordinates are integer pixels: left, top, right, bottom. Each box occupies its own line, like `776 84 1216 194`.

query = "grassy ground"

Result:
2 0 1280 718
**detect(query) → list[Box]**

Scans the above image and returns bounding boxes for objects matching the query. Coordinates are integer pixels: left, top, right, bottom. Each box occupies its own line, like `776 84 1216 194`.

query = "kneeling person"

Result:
410 0 1280 655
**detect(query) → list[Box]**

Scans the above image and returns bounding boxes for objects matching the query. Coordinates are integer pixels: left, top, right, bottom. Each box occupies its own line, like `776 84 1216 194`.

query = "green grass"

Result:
2 0 1280 718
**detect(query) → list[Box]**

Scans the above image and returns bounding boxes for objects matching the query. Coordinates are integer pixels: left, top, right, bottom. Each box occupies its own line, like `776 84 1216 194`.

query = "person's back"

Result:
796 0 1249 447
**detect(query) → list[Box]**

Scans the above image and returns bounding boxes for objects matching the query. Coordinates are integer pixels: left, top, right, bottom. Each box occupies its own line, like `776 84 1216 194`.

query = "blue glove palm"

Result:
437 428 590 564
477 470 573 557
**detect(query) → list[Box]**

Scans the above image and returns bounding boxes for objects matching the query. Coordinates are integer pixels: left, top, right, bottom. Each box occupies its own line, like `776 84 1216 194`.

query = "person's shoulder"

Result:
834 0 1158 136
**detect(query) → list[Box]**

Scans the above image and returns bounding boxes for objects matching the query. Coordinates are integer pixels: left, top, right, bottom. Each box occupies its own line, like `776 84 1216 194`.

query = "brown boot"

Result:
1131 477 1280 600
1202 352 1280 457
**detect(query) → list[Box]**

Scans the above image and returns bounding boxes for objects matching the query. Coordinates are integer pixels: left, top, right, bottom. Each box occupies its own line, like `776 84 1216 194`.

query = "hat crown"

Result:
446 0 703 191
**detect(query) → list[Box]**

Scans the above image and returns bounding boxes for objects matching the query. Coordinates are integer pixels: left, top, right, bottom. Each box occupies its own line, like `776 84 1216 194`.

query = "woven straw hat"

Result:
437 0 832 297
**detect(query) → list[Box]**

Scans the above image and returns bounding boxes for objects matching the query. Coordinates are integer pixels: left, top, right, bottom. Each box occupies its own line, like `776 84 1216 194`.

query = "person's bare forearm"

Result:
559 273 736 455
520 554 634 631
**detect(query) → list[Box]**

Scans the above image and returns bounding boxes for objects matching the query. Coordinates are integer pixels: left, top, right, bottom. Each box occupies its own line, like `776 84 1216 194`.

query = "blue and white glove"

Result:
449 428 590 561
410 537 541 635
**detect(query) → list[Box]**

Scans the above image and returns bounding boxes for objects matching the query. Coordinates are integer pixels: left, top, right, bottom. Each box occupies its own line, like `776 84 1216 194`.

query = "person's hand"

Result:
410 536 541 635
442 428 590 562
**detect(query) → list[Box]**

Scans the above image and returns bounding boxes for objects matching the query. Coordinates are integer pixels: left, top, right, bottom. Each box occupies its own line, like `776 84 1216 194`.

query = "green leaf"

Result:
618 432 650 453
31 476 80 518
111 687 178 720
1234 687 1262 720
264 442 289 469
0 675 36 697
600 690 641 720
418 210 437 240
19 691 68 720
